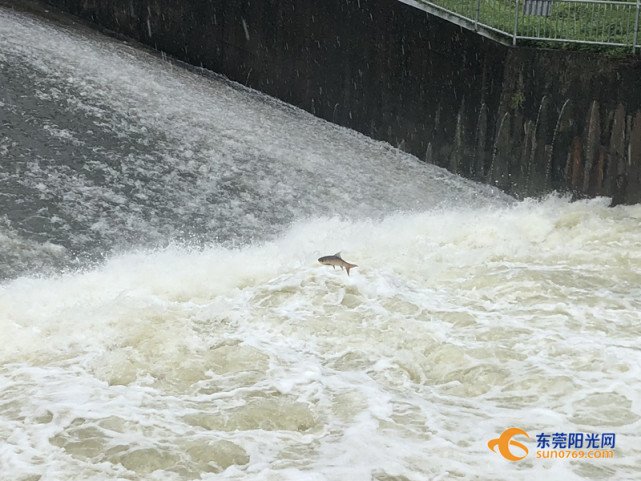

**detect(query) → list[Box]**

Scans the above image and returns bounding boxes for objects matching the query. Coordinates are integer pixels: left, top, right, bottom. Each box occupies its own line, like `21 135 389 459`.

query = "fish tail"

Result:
346 263 357 276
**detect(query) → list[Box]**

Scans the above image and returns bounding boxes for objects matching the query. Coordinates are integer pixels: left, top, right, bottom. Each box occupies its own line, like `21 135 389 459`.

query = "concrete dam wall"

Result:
40 0 641 204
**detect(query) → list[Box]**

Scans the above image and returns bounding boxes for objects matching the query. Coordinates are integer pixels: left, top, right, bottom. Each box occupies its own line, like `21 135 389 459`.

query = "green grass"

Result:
422 0 639 53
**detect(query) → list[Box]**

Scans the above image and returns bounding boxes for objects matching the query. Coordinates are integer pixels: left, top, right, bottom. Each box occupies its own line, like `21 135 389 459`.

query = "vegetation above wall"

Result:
419 0 640 55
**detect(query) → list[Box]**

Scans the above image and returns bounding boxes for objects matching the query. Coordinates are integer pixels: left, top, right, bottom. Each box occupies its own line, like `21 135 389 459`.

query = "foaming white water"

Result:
0 4 509 272
2 197 641 480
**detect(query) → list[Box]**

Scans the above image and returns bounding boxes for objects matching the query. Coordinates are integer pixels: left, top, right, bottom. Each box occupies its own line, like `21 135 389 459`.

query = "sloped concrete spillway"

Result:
31 0 641 204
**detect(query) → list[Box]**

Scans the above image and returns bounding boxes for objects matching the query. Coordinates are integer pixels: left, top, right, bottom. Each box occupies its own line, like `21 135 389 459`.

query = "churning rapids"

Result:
1 5 640 481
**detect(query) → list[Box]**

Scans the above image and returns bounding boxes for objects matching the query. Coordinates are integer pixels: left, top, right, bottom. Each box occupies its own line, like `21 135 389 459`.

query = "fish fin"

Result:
334 252 342 259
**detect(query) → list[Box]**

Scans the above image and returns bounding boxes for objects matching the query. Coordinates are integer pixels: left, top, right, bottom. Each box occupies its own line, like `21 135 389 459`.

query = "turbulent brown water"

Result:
1 5 640 481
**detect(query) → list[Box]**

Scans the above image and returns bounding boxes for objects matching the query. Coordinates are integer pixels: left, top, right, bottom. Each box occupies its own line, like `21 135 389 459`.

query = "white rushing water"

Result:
1 6 641 481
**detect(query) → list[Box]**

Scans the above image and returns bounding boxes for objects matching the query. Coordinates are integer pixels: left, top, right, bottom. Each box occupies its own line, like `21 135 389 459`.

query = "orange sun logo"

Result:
488 428 530 461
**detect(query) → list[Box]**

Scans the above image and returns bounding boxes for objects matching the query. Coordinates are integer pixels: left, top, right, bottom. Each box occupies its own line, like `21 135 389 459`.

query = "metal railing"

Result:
412 0 641 51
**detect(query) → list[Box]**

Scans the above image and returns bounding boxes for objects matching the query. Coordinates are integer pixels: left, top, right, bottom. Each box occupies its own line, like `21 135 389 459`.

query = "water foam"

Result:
0 5 510 281
2 197 641 480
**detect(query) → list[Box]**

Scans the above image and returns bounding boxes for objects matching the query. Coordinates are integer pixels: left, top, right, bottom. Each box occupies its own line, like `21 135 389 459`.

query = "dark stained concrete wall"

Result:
41 0 641 204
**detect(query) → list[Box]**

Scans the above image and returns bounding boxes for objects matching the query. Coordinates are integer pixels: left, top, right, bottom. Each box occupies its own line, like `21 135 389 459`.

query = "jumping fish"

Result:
318 252 358 276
